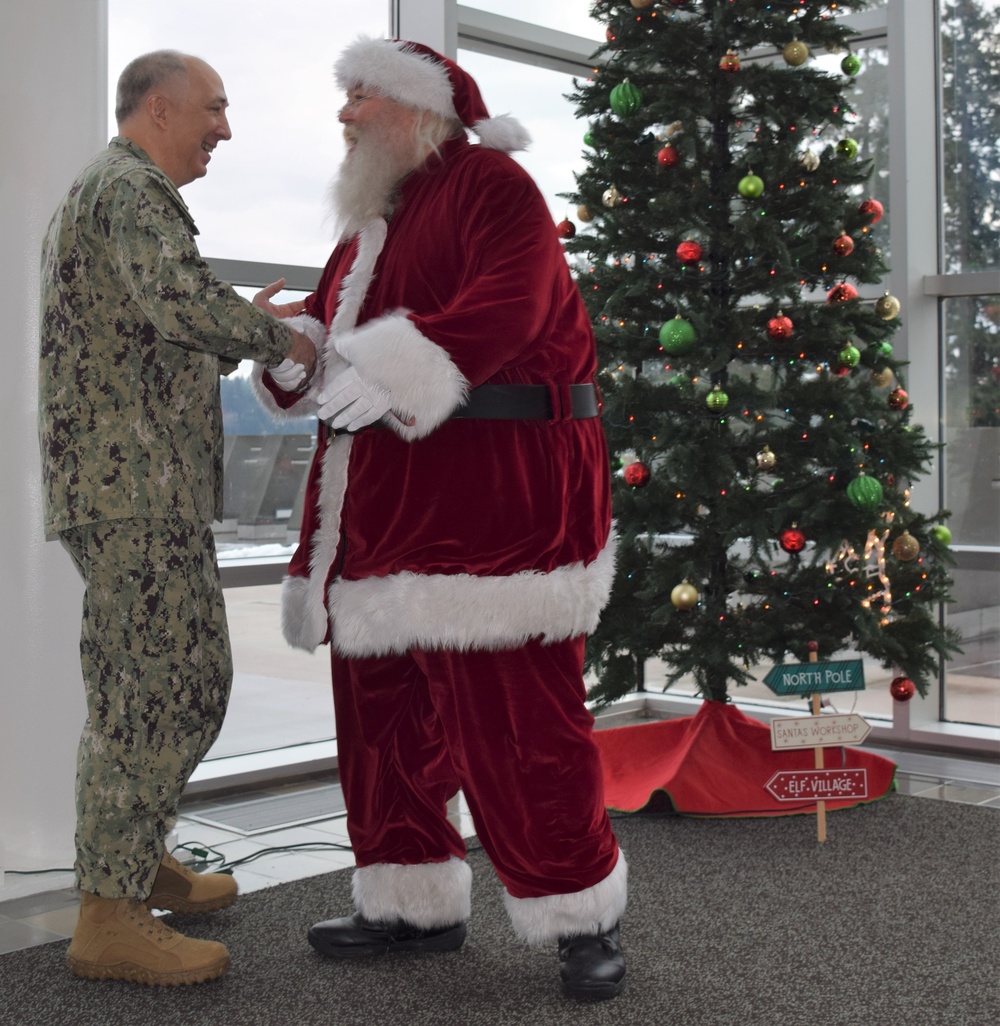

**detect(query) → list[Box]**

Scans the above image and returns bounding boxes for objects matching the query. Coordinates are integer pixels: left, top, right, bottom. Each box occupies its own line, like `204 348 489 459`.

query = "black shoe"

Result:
558 922 626 1002
307 911 467 959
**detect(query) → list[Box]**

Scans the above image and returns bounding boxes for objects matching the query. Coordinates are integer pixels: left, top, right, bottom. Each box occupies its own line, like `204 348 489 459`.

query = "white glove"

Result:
317 366 391 432
269 357 308 392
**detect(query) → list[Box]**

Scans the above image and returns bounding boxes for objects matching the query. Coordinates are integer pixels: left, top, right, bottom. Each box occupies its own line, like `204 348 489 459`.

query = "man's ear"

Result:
146 92 169 129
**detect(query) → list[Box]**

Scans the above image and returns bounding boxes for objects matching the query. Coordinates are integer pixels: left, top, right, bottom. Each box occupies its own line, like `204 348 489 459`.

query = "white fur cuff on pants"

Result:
352 857 472 929
504 850 628 947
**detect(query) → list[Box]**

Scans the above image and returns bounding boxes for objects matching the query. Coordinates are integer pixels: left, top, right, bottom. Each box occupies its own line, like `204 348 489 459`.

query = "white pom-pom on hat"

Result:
335 35 531 152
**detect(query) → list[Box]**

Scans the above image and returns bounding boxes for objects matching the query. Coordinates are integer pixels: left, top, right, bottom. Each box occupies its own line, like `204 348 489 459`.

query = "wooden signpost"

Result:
764 644 870 843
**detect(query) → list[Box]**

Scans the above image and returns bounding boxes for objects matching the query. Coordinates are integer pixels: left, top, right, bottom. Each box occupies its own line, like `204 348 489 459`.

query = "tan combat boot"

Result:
67 891 230 985
147 852 238 914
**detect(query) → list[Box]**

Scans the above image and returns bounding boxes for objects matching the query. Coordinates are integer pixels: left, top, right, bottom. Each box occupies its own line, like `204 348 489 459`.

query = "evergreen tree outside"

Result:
564 0 962 706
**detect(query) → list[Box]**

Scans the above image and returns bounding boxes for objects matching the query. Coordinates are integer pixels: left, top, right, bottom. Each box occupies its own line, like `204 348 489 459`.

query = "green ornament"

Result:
838 344 861 368
841 53 862 75
659 316 697 354
706 385 729 411
668 373 690 388
873 340 894 359
738 173 764 199
846 474 884 512
837 138 859 159
610 80 642 117
584 129 595 148
931 524 952 546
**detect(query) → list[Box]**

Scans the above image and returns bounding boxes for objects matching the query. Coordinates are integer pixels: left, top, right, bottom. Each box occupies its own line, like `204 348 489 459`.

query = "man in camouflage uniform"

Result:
38 49 317 986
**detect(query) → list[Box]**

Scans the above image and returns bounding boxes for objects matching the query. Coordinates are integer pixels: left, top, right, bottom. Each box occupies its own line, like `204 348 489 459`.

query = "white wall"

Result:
0 0 107 886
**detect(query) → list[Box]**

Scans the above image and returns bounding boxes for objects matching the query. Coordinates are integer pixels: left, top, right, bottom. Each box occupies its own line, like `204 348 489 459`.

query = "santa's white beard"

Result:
329 129 421 238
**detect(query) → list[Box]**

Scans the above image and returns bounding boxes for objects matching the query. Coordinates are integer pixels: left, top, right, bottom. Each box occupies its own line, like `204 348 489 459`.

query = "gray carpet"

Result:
1 794 997 1026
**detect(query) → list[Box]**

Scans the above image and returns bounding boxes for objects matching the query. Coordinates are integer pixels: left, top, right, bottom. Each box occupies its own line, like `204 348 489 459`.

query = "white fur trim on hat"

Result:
335 36 529 152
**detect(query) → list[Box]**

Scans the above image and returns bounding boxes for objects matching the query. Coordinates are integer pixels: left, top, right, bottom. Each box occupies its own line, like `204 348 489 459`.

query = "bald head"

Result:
115 50 189 125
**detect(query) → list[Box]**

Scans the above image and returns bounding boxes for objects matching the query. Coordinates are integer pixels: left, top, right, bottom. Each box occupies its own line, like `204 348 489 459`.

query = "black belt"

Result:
329 382 600 437
450 383 600 421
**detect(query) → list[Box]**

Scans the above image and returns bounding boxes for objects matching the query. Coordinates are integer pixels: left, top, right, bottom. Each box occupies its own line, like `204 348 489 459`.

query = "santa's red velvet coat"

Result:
256 135 616 656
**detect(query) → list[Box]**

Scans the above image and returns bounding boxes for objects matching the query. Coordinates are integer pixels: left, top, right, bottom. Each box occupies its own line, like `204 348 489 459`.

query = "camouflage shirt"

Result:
38 136 292 535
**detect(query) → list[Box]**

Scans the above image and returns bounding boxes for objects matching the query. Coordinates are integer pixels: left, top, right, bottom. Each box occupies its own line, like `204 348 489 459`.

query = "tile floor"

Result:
1 747 997 957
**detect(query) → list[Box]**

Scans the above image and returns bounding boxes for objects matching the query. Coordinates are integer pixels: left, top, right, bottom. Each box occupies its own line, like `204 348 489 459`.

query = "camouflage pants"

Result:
61 518 232 899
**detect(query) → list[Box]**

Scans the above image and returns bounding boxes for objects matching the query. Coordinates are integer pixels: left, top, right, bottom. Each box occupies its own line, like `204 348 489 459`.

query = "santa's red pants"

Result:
330 635 623 933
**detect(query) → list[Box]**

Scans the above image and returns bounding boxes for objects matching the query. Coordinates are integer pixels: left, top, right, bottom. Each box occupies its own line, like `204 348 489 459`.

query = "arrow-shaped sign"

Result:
763 659 865 696
765 768 869 802
770 713 871 750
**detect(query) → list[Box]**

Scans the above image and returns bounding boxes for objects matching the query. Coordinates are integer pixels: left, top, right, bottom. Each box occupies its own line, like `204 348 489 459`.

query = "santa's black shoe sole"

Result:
307 923 466 959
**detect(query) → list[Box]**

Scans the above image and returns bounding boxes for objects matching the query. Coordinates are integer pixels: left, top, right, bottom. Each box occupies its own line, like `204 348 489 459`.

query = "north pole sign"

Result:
763 659 865 696
765 768 869 802
770 713 871 750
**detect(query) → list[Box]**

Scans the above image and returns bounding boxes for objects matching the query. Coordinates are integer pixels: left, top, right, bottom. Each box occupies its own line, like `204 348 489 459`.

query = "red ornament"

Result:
827 282 859 304
719 50 741 73
556 218 576 240
767 314 794 340
623 461 651 487
779 526 807 553
889 676 916 702
832 233 855 257
859 198 884 223
676 240 703 264
657 144 680 167
887 388 909 410
833 364 853 377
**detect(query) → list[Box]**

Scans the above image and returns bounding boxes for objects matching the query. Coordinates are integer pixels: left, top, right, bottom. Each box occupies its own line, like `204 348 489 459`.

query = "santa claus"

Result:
252 36 626 1002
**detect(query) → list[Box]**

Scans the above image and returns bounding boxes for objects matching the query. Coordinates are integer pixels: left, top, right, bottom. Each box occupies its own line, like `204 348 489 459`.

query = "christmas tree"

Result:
563 0 962 706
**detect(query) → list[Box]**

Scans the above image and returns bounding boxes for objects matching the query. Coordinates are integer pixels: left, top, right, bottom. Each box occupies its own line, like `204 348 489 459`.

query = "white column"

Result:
886 0 942 730
391 0 456 57
0 0 107 890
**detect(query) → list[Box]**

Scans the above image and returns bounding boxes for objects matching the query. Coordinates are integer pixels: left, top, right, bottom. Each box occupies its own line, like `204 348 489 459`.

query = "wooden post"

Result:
808 643 827 843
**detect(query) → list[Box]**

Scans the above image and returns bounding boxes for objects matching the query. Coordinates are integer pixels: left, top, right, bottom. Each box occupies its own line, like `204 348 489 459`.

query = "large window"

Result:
105 0 998 768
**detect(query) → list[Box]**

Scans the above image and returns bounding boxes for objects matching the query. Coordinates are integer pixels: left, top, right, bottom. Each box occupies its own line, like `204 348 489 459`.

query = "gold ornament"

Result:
783 39 810 66
630 0 655 7
671 582 699 610
875 292 902 320
870 367 894 388
756 445 777 471
799 149 820 172
577 204 594 223
602 185 622 208
892 531 921 562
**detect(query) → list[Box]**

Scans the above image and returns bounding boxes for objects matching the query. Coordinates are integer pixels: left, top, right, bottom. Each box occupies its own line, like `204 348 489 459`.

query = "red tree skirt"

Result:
595 700 897 817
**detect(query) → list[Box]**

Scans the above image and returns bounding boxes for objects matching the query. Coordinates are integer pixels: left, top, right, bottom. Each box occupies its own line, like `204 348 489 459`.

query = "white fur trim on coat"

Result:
250 313 328 420
327 531 618 658
352 857 472 929
505 850 628 947
280 433 354 652
333 313 469 440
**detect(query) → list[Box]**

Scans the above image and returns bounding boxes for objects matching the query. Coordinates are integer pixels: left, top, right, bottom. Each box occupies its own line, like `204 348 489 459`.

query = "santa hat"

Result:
334 36 531 153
